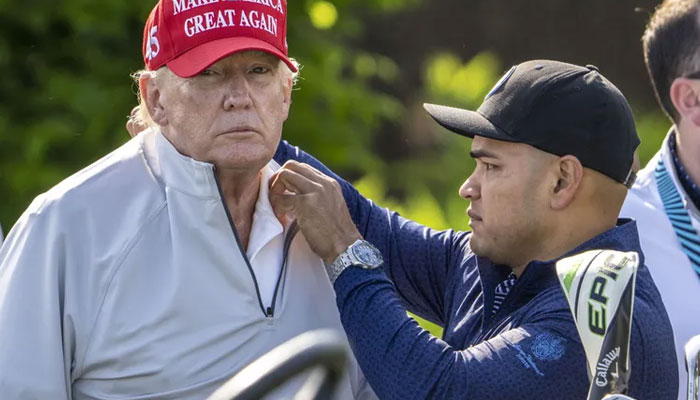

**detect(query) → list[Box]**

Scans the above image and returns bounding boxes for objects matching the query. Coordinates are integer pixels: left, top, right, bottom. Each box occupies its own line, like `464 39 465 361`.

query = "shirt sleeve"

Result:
274 141 470 325
0 205 74 399
332 267 590 400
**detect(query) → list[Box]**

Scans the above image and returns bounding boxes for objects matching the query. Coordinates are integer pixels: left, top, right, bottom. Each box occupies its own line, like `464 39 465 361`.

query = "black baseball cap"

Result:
424 60 639 188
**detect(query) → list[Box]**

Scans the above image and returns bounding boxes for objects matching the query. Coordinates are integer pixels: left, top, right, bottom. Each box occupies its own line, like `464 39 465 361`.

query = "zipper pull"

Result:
266 307 273 317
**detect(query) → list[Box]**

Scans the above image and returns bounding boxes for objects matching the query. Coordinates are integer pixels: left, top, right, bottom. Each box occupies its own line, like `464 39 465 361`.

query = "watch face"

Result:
352 242 383 268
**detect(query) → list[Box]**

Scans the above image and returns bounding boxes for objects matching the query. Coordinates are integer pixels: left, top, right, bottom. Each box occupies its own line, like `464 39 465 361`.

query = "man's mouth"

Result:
467 209 482 222
221 126 257 135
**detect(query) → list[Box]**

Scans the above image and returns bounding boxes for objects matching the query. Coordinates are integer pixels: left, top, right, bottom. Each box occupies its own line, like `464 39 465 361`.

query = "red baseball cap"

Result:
142 0 296 77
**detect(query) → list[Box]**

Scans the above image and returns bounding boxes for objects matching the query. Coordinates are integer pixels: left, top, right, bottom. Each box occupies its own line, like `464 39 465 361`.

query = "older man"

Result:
620 0 700 393
270 60 678 399
0 0 373 399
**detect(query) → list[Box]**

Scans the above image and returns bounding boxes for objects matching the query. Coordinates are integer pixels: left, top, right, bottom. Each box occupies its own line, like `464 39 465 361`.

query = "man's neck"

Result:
510 219 616 278
675 125 700 188
216 167 263 251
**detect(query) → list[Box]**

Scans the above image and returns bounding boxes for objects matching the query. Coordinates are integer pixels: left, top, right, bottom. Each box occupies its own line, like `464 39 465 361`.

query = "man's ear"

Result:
670 78 700 126
281 76 292 121
550 155 583 210
141 74 168 126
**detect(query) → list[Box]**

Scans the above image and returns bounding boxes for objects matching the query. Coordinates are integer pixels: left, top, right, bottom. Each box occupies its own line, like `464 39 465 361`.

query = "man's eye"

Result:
484 163 496 171
251 66 271 74
199 69 215 76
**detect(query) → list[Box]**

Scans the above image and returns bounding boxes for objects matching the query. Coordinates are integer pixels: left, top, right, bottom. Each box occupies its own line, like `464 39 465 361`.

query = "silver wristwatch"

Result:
325 239 383 284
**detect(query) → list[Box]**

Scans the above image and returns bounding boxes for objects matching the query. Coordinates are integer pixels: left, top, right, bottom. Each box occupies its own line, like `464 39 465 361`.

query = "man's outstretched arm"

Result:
273 141 469 326
335 268 588 399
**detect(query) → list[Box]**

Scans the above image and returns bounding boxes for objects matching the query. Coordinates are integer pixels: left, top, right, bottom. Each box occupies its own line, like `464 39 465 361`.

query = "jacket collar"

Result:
146 129 285 260
659 127 700 219
154 129 219 198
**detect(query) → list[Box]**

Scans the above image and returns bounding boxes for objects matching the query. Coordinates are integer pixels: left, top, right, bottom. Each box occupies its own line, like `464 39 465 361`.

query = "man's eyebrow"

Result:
469 149 499 159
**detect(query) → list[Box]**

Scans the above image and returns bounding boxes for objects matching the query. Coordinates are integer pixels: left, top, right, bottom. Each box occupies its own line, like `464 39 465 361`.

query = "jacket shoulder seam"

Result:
73 201 168 378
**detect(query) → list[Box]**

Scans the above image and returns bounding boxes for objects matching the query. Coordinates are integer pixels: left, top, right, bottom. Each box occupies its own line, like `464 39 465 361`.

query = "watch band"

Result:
325 239 383 284
326 256 348 284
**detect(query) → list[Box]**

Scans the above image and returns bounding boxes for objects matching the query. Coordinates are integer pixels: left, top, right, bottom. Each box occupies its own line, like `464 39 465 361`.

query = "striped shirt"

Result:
492 273 517 315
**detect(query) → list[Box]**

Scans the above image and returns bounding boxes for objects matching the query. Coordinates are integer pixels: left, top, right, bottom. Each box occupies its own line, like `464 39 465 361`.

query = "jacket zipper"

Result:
214 172 298 318
268 221 299 317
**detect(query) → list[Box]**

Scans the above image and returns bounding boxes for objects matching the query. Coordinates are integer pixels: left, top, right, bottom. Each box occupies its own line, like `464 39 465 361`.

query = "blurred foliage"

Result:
0 0 672 338
308 1 338 30
0 0 155 230
634 107 670 163
426 51 502 106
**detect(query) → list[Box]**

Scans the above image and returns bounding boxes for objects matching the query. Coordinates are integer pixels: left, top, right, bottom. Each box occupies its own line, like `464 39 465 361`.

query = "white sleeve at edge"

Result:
348 358 378 400
0 210 73 400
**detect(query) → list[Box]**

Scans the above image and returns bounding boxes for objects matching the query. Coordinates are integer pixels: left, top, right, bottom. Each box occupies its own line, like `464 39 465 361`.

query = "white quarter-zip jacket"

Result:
621 130 700 397
0 128 375 400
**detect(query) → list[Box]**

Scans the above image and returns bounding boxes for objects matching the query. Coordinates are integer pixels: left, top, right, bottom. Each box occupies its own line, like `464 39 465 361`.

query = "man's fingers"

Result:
269 192 297 226
270 167 323 195
280 161 334 186
269 192 297 213
269 172 291 196
126 106 147 138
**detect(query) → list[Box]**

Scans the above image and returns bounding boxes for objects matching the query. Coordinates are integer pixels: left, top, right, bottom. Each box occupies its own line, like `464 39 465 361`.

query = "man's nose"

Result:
458 175 480 200
223 75 253 110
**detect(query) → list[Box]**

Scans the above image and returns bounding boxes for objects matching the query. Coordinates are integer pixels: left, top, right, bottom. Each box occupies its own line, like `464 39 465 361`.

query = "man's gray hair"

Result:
131 52 300 129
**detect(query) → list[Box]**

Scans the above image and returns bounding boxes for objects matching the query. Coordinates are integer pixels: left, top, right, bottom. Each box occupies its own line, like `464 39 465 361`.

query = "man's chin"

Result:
212 145 274 170
468 234 485 256
468 235 496 259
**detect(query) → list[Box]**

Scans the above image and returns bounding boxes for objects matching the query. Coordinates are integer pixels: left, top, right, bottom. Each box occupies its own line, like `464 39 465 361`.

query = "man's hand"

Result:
126 106 148 138
269 161 362 264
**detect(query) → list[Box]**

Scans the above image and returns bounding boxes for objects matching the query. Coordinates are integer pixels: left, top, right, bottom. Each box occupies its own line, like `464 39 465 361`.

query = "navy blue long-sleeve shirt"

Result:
274 141 678 400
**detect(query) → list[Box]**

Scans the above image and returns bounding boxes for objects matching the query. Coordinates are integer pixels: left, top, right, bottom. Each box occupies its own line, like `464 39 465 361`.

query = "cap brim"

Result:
167 37 297 78
423 103 516 142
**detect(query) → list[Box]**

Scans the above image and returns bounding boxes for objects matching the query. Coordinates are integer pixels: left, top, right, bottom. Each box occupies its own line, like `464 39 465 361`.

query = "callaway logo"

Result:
595 346 620 387
145 26 160 61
